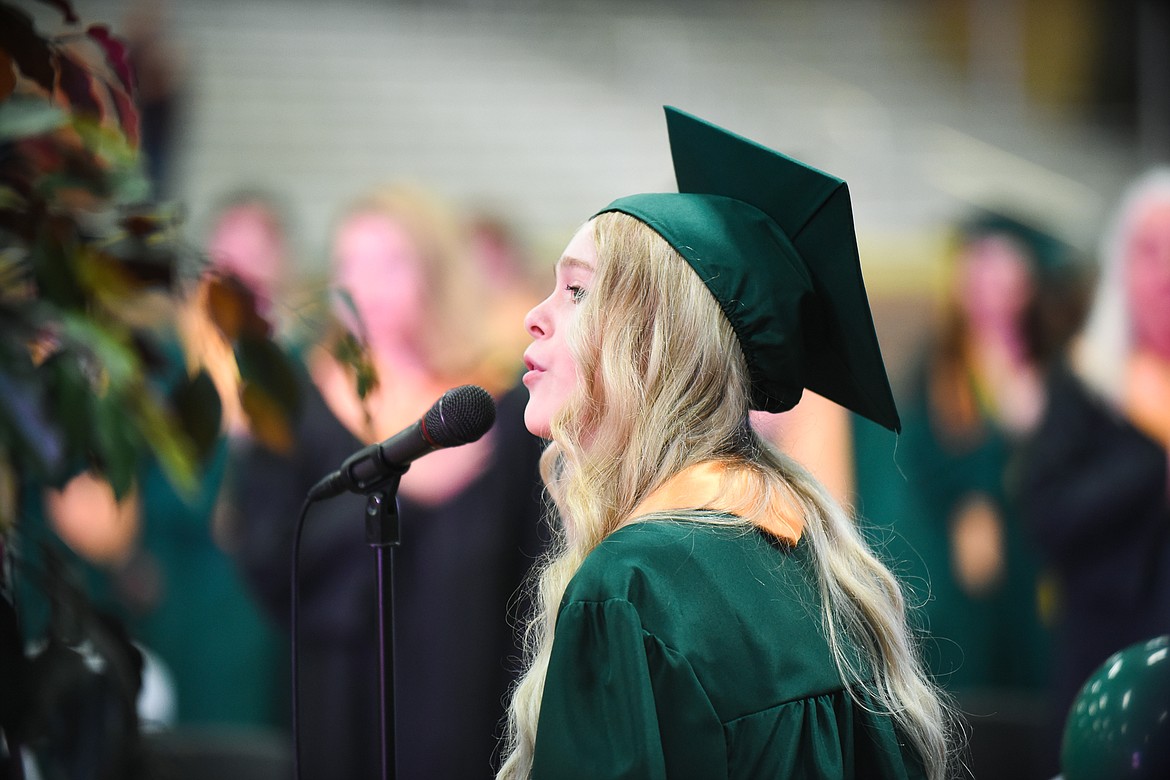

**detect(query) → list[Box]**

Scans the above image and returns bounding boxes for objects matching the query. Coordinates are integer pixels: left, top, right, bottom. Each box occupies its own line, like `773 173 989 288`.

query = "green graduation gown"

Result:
532 520 926 779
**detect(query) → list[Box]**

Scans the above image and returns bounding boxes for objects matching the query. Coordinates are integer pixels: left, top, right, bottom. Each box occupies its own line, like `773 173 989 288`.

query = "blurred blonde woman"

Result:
896 212 1084 694
1017 168 1170 772
233 183 546 779
314 185 495 469
499 108 954 780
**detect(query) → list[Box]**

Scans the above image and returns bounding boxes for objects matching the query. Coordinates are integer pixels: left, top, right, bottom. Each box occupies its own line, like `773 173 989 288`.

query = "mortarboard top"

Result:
595 106 901 433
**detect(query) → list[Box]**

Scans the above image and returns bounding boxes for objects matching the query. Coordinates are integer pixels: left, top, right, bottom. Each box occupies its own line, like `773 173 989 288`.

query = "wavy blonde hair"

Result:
498 212 955 779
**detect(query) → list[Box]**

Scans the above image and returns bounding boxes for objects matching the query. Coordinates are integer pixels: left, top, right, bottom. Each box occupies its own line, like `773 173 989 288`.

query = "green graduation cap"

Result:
596 106 901 432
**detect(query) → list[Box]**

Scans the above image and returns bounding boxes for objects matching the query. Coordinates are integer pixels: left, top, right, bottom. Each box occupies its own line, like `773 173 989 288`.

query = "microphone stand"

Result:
363 469 406 780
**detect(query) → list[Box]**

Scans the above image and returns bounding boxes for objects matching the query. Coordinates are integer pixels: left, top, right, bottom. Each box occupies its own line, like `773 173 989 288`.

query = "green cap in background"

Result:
597 106 900 432
957 207 1072 273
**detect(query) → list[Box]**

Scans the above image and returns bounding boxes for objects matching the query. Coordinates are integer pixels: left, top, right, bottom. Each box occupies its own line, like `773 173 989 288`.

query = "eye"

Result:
565 283 586 303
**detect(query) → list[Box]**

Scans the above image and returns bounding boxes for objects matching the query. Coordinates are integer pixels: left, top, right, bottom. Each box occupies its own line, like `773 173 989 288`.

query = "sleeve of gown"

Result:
532 598 725 780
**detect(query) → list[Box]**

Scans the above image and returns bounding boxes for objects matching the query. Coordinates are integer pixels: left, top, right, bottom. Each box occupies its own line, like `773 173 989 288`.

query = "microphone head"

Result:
424 385 497 447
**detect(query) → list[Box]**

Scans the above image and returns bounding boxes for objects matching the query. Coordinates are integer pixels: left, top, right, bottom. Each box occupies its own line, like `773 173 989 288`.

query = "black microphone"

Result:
307 384 497 501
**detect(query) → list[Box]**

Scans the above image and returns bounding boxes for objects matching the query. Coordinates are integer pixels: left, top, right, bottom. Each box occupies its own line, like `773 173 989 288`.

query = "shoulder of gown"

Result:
534 520 925 780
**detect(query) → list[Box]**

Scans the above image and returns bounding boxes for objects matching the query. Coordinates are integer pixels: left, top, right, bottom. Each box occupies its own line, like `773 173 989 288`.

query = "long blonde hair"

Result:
498 212 955 779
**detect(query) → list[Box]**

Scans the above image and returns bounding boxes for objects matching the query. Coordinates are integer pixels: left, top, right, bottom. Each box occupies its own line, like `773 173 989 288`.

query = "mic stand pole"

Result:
364 470 405 780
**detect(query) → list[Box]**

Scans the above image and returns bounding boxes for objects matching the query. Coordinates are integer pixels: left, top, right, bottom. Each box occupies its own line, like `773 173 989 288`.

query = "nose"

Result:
524 296 550 338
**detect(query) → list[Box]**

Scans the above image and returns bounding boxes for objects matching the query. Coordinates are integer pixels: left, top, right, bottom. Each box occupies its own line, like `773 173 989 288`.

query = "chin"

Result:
523 404 551 439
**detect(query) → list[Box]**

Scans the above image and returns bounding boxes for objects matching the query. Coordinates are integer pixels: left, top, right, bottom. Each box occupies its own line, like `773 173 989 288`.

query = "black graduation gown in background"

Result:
232 377 546 779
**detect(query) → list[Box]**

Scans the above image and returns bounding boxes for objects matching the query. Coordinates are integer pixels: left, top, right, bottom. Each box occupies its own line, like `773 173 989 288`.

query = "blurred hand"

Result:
950 493 1004 597
44 472 140 565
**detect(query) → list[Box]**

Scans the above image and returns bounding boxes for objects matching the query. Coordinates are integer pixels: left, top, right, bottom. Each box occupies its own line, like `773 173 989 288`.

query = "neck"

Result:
969 320 1029 365
628 461 803 543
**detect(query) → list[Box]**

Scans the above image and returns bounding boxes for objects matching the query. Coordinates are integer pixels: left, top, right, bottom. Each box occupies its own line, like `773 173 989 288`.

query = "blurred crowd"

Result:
10 2 1170 780
855 177 1170 778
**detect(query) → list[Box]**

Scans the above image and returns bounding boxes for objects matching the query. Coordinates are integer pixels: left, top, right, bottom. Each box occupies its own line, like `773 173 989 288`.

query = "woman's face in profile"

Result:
1126 199 1170 360
521 221 596 438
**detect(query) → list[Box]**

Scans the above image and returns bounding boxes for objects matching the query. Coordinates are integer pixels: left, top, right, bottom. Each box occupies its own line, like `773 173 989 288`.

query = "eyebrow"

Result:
556 256 595 274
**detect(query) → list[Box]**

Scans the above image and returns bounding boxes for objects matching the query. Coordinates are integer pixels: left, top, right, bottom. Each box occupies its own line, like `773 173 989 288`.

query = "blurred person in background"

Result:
232 183 545 780
1015 169 1170 774
891 211 1087 776
898 211 1082 692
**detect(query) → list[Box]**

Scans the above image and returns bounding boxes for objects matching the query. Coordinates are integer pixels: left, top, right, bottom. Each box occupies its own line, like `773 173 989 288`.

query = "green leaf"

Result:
30 220 87 310
72 115 140 176
235 335 300 419
103 163 151 205
37 350 90 470
91 388 139 498
169 369 222 464
0 95 67 143
130 385 197 497
58 312 138 388
330 329 379 401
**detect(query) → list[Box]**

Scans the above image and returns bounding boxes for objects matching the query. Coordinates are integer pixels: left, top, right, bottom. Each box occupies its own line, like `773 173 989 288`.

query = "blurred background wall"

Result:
49 0 1167 380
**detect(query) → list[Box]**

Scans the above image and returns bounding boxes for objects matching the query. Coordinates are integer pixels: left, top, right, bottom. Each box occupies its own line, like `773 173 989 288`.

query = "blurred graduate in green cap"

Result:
498 107 956 779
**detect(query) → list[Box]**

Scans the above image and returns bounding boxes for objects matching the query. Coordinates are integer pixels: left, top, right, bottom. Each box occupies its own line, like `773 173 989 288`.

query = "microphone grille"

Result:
424 385 497 447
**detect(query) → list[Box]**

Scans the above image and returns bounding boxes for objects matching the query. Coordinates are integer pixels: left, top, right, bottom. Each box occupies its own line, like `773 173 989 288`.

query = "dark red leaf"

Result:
18 136 68 174
110 87 139 146
121 213 161 238
204 273 271 342
86 25 135 94
54 52 102 121
0 49 16 101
